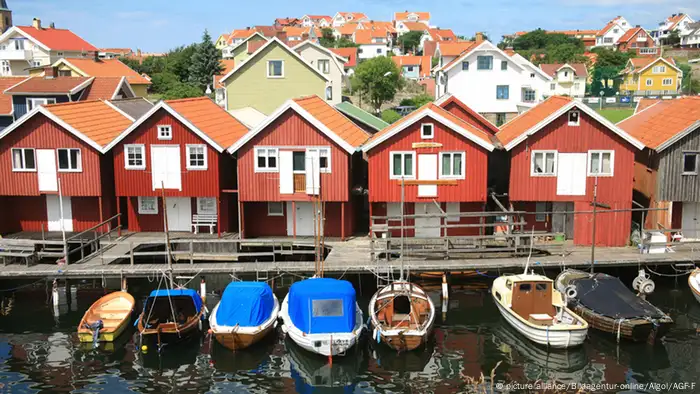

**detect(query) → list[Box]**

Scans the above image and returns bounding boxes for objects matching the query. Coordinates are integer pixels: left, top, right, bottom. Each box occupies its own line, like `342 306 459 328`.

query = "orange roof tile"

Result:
335 23 360 36
634 98 660 114
166 97 249 148
360 21 396 33
293 95 369 148
597 21 617 36
44 100 133 148
338 12 368 21
366 102 493 148
627 57 676 74
5 76 93 94
496 96 574 147
99 48 133 55
80 77 125 101
354 28 389 45
59 58 151 85
666 13 689 30
547 29 598 36
401 21 429 31
427 28 457 41
618 97 700 150
283 26 307 37
329 47 357 67
394 12 431 21
392 55 432 77
0 77 27 115
227 29 257 44
16 25 98 52
617 27 650 44
214 59 236 88
437 41 476 57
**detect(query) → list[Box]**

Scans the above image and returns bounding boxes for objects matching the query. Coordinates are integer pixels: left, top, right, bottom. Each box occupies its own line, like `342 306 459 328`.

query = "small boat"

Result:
368 281 435 351
491 273 588 348
688 269 700 304
78 291 135 344
209 281 279 351
137 289 204 347
280 278 364 357
555 269 673 342
286 337 363 393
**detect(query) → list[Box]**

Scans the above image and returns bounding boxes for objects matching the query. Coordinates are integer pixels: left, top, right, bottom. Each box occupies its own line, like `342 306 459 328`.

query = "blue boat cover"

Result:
216 282 274 327
288 278 356 334
148 289 202 313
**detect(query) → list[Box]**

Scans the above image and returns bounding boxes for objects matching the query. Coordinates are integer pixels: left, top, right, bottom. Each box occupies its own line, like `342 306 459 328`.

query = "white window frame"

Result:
11 148 36 172
267 202 284 216
550 83 556 91
306 147 331 173
652 65 666 73
662 78 673 86
645 78 653 86
56 148 82 172
420 123 434 139
186 144 207 170
568 110 580 126
318 59 330 74
325 85 332 100
530 150 558 177
461 61 469 70
197 197 217 215
26 97 56 111
137 196 158 215
0 60 9 76
157 125 172 140
254 147 279 172
682 152 698 175
587 150 615 177
124 144 145 170
267 60 284 78
439 152 465 180
389 151 416 180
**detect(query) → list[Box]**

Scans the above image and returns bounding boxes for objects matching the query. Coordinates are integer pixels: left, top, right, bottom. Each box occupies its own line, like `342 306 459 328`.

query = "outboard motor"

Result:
84 319 104 349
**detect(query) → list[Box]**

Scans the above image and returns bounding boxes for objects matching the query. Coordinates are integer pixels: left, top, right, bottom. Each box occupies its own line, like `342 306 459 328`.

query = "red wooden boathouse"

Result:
361 102 497 238
0 100 133 234
497 95 645 246
104 97 248 234
435 94 500 136
227 95 370 239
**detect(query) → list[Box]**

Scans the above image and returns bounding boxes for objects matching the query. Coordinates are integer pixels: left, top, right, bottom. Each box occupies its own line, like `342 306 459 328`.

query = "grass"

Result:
595 108 635 123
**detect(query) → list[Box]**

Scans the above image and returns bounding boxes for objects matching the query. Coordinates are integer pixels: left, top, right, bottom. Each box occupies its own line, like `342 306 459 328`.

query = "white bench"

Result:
192 214 217 234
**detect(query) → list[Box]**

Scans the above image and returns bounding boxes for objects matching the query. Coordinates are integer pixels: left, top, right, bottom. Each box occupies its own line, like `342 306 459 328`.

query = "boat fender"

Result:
198 320 203 331
565 286 577 299
633 269 650 291
281 324 289 334
133 316 140 327
373 327 380 343
639 278 655 295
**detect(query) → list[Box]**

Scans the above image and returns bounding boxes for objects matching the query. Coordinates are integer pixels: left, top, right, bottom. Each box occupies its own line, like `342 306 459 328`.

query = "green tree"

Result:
336 37 359 48
119 57 143 74
381 109 402 124
149 72 180 94
679 63 700 94
188 30 223 92
166 44 197 81
591 47 634 68
666 30 681 46
319 28 336 47
352 56 404 112
162 82 203 99
590 65 622 97
547 43 587 64
398 31 424 54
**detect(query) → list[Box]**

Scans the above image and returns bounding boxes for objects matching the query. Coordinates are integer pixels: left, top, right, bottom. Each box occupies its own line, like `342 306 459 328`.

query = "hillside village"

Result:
0 0 698 252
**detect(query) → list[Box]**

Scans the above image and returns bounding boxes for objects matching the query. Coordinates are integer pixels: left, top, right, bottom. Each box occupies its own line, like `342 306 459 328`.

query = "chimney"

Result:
44 66 57 79
32 18 41 30
137 48 142 57
49 22 55 29
636 25 640 28
275 30 287 41
475 32 484 43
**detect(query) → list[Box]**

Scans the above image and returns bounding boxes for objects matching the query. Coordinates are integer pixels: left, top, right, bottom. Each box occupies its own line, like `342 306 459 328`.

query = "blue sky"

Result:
9 0 700 52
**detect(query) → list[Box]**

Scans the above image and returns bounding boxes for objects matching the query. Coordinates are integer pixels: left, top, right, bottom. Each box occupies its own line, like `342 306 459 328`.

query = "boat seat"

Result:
392 313 411 326
528 313 553 326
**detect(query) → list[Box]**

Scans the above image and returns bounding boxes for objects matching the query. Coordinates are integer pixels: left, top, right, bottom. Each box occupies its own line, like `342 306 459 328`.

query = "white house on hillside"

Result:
434 40 552 126
332 12 368 27
539 63 588 98
293 40 347 105
354 28 392 60
681 22 700 48
595 16 631 48
651 13 695 45
393 11 431 28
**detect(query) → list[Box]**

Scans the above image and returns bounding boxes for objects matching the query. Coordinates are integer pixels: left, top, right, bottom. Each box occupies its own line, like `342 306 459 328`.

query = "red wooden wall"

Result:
237 109 351 203
242 201 347 238
112 110 223 198
123 195 233 233
0 114 104 197
366 114 489 203
442 101 497 135
371 202 483 237
0 196 105 233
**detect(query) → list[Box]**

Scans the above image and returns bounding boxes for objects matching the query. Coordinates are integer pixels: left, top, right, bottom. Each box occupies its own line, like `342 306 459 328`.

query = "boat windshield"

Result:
312 299 344 317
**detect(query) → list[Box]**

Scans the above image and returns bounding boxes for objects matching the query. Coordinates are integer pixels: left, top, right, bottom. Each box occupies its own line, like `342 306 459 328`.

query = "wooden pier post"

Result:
341 202 346 241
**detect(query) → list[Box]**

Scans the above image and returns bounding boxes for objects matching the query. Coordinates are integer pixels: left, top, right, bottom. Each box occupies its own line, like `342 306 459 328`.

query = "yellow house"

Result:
215 33 230 50
38 58 152 97
620 57 683 95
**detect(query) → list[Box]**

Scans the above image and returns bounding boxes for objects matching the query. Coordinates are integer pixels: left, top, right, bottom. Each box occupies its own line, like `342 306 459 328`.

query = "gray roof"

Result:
110 97 154 119
0 1 9 11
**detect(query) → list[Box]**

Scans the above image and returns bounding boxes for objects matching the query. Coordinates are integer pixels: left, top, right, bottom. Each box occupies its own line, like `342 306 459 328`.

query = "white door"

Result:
414 202 441 237
556 153 587 196
682 202 700 240
418 154 438 197
37 149 58 192
165 197 191 232
279 151 294 194
46 195 73 232
286 202 320 236
151 146 182 190
305 150 320 195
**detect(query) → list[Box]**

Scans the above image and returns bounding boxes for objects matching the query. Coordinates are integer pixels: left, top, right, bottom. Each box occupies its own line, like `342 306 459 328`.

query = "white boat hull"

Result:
689 270 700 304
209 294 280 335
280 294 364 357
493 295 587 349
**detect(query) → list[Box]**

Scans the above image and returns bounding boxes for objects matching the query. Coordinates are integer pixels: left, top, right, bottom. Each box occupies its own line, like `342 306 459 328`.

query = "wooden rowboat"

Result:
369 281 435 351
137 289 204 346
78 291 135 343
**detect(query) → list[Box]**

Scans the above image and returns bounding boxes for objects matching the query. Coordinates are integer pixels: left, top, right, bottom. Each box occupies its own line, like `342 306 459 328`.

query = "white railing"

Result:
0 49 31 61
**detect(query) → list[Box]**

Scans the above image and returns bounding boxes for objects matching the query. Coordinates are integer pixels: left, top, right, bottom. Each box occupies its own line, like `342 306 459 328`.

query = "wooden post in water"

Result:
161 183 174 288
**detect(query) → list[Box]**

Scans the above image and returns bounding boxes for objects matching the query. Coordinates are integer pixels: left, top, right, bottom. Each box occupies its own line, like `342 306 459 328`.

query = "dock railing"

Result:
65 213 122 265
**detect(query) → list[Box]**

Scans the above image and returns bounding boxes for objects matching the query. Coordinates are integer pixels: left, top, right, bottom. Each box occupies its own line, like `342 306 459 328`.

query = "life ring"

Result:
565 285 577 299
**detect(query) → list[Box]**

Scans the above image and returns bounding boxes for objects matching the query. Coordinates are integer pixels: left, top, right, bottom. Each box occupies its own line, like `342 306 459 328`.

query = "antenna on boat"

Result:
161 182 174 289
523 227 535 275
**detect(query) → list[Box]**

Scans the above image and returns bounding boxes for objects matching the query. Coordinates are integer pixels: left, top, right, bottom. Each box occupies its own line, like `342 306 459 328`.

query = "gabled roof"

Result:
0 77 27 115
219 37 329 84
400 21 429 32
597 21 619 37
438 40 523 73
436 41 476 57
229 95 370 154
539 63 588 78
329 47 357 67
617 97 700 152
81 77 135 101
665 13 692 30
109 97 154 120
359 21 396 33
394 12 431 21
303 15 332 23
105 97 249 153
4 76 94 95
434 94 500 135
427 28 457 41
335 101 390 132
226 31 267 51
7 25 98 52
0 100 133 152
354 28 389 45
335 23 360 36
52 58 151 85
617 26 649 44
336 12 368 21
275 18 301 26
496 95 644 151
392 55 432 78
293 40 348 75
228 29 258 44
214 59 236 88
362 102 496 152
283 26 307 38
634 98 660 114
623 57 681 75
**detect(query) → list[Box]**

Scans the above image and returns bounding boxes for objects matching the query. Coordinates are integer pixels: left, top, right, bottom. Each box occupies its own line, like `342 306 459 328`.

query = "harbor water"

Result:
0 270 699 393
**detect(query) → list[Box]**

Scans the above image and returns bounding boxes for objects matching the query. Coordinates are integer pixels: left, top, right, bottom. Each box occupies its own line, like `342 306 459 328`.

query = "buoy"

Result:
141 345 148 352
200 276 207 303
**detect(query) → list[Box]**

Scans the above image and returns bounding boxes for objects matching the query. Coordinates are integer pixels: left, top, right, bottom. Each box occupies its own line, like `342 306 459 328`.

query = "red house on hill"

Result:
228 95 369 239
362 102 497 238
496 96 645 246
104 97 249 234
0 100 133 234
